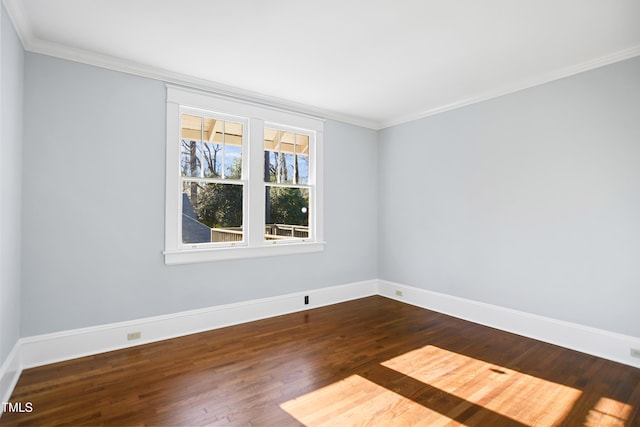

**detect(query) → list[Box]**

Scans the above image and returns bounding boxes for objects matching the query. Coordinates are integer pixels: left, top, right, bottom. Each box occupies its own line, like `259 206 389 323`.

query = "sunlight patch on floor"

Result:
583 397 633 427
280 346 635 426
381 345 583 426
280 374 454 426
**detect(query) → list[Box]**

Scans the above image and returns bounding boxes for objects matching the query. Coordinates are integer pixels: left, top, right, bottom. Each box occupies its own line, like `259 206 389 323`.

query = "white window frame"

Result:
164 86 325 264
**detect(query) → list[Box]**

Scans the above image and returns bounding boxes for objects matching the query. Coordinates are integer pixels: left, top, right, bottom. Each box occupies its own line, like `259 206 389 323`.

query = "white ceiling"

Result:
5 0 640 129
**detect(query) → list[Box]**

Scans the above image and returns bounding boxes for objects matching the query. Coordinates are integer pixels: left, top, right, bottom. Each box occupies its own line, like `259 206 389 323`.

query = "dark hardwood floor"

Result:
2 296 639 426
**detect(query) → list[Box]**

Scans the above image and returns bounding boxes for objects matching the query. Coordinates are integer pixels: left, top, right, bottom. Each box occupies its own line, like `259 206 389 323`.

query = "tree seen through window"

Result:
179 114 311 243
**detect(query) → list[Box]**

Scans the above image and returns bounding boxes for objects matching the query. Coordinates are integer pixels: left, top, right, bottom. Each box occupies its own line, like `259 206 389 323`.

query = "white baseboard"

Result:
377 280 640 369
19 279 377 370
0 342 21 405
4 277 639 408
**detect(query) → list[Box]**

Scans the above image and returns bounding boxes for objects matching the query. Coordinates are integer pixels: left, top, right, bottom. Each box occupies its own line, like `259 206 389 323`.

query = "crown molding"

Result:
2 0 379 130
2 0 32 47
4 0 639 131
26 38 381 130
380 44 640 129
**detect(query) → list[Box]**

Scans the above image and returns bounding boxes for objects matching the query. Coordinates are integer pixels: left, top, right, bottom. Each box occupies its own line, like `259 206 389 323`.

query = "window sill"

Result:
164 241 326 265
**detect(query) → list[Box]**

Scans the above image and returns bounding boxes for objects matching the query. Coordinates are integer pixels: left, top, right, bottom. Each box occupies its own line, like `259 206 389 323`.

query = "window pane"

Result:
181 140 224 178
282 152 295 184
225 144 242 179
182 181 243 244
265 186 309 240
264 128 279 183
264 128 311 185
220 120 243 179
264 150 277 183
295 133 309 185
181 114 203 177
181 113 203 141
279 131 295 184
181 113 243 179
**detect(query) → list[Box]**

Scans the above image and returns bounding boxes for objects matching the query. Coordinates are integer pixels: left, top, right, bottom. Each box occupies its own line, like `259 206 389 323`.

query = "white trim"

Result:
377 280 640 369
312 130 324 243
247 118 265 247
164 241 325 265
168 85 324 132
19 280 377 369
1 0 31 48
5 0 640 132
3 0 377 128
7 24 378 129
15 279 640 370
0 341 21 406
380 45 640 129
165 86 325 264
164 100 181 252
3 278 640 404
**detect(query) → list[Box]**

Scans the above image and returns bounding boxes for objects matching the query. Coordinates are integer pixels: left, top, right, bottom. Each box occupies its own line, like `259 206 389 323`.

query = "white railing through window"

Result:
210 224 309 242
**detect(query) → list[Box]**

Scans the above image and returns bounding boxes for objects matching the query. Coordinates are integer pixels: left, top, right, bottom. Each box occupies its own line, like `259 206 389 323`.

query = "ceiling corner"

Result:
2 0 34 49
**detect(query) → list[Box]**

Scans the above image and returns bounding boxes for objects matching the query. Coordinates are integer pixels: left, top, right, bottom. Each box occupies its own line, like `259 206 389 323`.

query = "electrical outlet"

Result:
304 295 309 305
631 348 640 358
395 290 403 297
127 331 141 341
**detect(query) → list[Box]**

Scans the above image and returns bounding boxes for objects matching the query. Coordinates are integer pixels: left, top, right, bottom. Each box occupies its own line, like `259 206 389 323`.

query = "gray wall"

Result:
379 57 640 337
21 53 378 336
15 44 640 341
0 4 24 363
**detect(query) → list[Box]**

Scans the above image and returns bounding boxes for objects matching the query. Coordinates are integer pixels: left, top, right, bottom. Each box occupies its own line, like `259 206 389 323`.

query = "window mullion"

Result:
247 118 265 246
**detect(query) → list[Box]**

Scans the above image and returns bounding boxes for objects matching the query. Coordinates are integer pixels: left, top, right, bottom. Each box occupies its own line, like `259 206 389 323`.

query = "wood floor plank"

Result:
1 296 639 426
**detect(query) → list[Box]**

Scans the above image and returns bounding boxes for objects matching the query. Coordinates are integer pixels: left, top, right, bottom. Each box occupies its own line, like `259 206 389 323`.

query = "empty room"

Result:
1 1 639 426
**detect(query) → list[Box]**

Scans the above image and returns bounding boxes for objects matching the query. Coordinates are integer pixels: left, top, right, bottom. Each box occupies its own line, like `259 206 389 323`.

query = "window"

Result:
264 127 310 242
180 112 246 245
164 86 324 264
